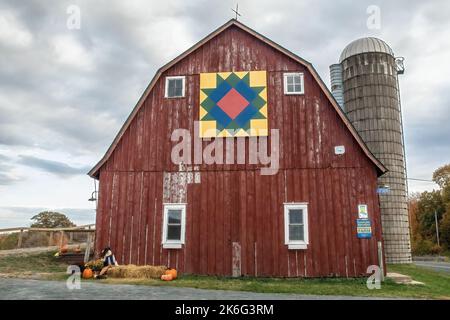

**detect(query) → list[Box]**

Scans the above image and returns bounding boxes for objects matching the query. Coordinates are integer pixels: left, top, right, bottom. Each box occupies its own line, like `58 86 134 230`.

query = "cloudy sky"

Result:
0 0 448 227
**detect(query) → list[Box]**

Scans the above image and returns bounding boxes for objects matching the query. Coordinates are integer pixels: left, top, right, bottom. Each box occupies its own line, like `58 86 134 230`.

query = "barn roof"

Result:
88 19 387 178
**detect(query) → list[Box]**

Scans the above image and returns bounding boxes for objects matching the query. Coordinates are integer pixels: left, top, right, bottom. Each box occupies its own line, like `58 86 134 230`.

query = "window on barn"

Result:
162 204 186 249
284 203 309 249
283 73 304 95
165 76 185 98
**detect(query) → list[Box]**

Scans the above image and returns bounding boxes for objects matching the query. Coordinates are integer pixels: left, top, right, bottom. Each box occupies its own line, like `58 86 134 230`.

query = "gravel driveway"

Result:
0 278 398 300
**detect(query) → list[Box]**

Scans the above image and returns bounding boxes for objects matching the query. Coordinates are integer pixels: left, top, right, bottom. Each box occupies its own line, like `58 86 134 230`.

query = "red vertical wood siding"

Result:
94 25 383 277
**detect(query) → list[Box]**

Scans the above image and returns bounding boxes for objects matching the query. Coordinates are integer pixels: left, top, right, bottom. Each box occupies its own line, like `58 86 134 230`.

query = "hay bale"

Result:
107 266 125 278
141 265 167 279
107 265 167 279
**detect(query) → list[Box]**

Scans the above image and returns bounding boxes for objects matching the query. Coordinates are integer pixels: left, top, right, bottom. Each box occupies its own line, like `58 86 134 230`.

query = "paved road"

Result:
0 278 398 300
414 261 450 274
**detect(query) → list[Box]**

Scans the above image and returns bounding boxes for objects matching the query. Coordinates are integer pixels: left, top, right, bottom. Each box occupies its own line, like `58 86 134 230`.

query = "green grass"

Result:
0 251 67 274
98 267 449 299
1 252 449 299
387 264 450 299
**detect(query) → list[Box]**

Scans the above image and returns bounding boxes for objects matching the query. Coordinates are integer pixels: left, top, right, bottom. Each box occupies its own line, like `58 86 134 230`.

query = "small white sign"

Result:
358 204 368 219
334 145 345 155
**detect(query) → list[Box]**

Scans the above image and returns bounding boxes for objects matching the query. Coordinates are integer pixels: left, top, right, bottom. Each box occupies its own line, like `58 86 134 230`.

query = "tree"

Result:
433 164 450 205
440 212 450 249
410 164 450 254
30 211 75 228
432 164 450 189
408 193 421 244
432 164 450 249
416 191 445 242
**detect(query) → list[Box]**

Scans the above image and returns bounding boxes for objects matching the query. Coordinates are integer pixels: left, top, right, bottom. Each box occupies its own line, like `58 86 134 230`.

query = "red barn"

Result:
89 19 387 277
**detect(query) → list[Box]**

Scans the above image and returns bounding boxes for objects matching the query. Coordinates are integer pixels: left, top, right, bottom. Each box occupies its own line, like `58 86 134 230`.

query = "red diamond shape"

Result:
216 88 249 119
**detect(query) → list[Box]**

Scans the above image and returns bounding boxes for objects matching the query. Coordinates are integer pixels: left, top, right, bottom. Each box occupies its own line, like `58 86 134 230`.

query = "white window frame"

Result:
162 203 186 249
165 76 186 98
284 203 309 250
283 72 304 95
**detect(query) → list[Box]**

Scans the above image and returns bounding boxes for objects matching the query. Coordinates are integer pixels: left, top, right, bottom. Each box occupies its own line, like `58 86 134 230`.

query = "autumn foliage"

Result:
409 164 450 255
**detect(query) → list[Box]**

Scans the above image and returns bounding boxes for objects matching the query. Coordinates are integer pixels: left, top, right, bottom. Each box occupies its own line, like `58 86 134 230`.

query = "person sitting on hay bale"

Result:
95 246 119 279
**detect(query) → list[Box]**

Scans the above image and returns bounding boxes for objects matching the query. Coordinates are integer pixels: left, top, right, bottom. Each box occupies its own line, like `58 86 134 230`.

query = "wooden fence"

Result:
0 224 95 249
0 224 96 263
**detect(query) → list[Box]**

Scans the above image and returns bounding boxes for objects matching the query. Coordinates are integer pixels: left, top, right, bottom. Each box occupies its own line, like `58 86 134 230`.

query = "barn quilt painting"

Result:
199 71 268 137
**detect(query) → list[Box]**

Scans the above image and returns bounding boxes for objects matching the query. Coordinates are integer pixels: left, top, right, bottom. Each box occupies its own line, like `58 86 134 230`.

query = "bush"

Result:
0 233 19 250
430 244 443 255
22 232 49 248
412 239 434 255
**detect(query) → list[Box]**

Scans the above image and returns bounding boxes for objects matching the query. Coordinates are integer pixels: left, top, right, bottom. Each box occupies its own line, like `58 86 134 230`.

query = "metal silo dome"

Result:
339 37 394 62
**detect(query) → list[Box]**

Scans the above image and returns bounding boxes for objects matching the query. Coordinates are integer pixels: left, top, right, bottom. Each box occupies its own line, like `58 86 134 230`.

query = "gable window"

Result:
162 203 186 249
284 203 309 249
283 72 304 95
165 76 185 98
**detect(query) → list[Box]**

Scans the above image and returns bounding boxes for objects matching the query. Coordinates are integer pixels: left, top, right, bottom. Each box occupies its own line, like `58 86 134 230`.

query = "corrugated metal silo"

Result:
329 63 344 110
336 37 412 263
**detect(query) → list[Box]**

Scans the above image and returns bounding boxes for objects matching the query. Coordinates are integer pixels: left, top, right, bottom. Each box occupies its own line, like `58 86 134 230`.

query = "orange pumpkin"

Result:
161 274 173 281
165 268 177 279
82 268 93 279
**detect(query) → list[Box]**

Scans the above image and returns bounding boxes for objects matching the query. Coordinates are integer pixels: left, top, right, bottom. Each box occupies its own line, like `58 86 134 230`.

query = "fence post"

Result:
59 231 65 248
84 233 92 263
17 229 24 248
48 232 53 246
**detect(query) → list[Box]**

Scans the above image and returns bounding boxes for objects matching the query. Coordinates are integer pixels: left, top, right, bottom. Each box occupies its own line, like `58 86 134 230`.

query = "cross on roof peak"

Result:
231 4 241 20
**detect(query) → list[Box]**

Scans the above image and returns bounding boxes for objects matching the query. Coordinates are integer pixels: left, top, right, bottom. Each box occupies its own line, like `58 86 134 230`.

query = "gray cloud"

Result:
19 155 90 177
0 0 448 204
0 173 18 185
0 154 20 185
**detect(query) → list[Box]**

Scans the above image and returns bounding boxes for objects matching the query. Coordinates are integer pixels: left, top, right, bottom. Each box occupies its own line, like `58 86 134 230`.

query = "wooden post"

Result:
69 232 73 243
84 233 92 263
17 229 24 249
59 231 65 248
378 241 385 281
232 242 241 277
48 232 53 246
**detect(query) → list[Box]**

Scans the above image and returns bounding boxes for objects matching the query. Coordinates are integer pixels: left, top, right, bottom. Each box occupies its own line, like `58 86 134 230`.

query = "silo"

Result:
329 63 344 110
333 37 412 264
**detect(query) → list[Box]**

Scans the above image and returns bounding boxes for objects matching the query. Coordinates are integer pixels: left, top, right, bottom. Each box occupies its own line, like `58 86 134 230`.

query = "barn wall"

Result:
96 166 381 277
94 25 384 277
